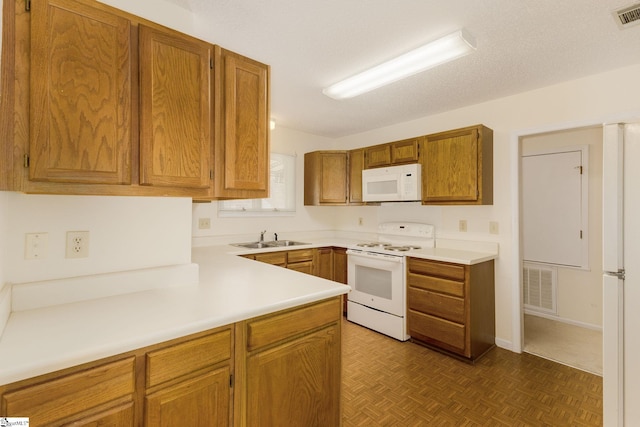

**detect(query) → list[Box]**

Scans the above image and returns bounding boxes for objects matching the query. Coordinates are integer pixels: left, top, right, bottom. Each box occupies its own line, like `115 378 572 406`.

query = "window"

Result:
218 153 296 216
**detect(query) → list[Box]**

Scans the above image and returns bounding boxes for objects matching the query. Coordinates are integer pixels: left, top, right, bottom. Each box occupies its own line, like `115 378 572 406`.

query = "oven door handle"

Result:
346 249 404 263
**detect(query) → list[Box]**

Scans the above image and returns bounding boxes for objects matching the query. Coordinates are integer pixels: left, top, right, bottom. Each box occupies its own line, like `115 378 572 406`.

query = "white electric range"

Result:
346 222 435 341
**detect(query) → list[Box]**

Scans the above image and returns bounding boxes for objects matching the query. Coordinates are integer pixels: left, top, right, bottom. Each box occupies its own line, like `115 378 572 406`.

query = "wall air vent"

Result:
523 262 557 315
613 3 640 29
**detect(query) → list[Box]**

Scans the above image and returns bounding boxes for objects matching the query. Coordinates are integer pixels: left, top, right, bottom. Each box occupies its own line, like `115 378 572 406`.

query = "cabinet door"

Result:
332 247 348 314
304 151 348 205
30 0 132 184
364 144 391 169
391 138 420 164
145 367 230 427
314 247 333 280
139 25 213 189
423 127 479 202
246 324 341 426
332 248 347 285
348 149 364 204
215 49 270 198
422 125 493 205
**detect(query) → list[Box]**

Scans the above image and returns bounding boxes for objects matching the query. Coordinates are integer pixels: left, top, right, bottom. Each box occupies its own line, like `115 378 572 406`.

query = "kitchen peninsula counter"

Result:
0 245 348 386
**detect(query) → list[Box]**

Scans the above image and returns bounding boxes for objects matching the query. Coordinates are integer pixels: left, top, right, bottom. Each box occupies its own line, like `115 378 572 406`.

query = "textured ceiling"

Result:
165 0 640 138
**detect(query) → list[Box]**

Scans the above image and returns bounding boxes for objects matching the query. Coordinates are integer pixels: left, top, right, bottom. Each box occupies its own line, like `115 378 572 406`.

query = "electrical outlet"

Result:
25 232 48 260
459 220 467 232
489 221 499 235
198 217 211 229
66 231 90 258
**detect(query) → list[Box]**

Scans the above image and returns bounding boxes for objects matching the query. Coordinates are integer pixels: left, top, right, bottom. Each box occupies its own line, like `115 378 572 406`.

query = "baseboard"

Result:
524 310 602 331
495 337 515 352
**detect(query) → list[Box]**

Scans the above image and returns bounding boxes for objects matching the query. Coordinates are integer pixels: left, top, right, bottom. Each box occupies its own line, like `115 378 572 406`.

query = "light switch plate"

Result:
489 221 499 234
25 233 48 260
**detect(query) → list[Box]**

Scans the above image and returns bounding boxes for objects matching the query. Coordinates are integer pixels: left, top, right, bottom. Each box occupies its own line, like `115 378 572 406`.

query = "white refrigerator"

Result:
603 122 640 426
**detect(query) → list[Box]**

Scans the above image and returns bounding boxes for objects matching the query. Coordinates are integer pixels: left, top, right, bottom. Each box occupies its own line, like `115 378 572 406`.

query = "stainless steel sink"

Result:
268 240 309 247
232 241 273 249
232 240 309 249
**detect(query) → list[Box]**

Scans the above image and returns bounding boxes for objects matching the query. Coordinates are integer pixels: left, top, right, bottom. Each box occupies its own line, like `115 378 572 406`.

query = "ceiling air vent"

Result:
613 3 640 28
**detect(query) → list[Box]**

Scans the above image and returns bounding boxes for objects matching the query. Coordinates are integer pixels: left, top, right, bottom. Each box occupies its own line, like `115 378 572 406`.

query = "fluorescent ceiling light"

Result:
323 29 476 100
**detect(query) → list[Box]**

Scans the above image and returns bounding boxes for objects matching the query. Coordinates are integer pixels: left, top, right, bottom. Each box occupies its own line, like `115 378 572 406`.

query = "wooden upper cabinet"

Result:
390 137 421 164
29 0 133 184
422 125 493 205
363 144 391 169
363 138 420 169
214 48 270 199
348 148 364 204
139 24 213 190
304 151 348 205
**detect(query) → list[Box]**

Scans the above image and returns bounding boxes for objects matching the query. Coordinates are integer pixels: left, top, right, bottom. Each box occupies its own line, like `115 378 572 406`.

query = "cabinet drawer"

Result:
408 310 465 351
408 258 465 281
408 287 465 323
407 272 464 297
146 329 232 388
247 298 340 351
2 357 135 426
254 251 286 266
287 249 314 264
287 261 313 275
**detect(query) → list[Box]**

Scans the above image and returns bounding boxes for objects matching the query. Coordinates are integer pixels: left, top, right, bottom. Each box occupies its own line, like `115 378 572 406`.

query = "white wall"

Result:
97 0 195 34
5 194 193 284
329 63 640 349
522 127 603 328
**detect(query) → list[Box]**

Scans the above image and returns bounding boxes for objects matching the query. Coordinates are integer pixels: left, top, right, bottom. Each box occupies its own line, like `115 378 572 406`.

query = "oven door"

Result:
347 249 405 316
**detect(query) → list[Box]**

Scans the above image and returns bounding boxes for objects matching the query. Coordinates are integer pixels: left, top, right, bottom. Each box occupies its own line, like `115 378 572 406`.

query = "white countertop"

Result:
0 237 497 386
0 245 348 386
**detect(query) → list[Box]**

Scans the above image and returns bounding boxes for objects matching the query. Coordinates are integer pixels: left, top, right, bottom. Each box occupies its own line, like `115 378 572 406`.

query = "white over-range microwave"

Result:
362 163 422 202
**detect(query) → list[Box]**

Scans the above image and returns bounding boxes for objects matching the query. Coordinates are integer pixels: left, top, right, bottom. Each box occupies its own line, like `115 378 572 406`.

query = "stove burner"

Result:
356 242 392 248
385 246 412 252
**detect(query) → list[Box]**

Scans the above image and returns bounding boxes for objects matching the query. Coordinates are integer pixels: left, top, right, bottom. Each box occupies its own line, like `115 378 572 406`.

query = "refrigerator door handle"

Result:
604 269 626 280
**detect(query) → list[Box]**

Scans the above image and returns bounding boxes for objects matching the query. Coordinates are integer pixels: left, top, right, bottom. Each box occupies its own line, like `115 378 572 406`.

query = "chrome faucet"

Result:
274 232 278 241
259 230 266 242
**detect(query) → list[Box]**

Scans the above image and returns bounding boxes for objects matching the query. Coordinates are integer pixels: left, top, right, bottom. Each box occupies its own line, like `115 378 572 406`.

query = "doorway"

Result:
519 126 603 375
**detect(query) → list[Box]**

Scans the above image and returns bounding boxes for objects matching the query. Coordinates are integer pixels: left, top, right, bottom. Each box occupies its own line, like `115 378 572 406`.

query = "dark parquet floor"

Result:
341 318 602 426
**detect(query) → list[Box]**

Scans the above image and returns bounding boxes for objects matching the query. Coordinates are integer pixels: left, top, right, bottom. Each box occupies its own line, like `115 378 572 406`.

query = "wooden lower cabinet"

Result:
287 249 315 275
254 251 287 267
0 357 136 426
314 247 333 279
144 328 233 426
407 257 495 361
0 299 342 426
236 297 342 427
332 247 348 314
145 367 230 427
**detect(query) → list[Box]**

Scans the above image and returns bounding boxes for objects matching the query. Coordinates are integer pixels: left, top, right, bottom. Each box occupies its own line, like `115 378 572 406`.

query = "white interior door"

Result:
622 123 640 424
603 122 640 426
602 124 624 426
